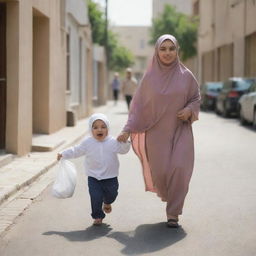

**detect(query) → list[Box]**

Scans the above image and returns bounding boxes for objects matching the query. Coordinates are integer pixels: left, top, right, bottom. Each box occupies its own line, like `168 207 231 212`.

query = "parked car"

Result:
200 81 223 110
238 81 256 128
215 77 256 117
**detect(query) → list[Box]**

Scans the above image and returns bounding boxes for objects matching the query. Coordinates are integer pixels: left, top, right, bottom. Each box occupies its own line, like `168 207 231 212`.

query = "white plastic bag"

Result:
52 159 77 198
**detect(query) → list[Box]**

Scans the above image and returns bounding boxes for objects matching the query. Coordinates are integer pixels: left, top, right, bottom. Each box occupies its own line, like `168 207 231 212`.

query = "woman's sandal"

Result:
93 218 103 226
103 204 112 214
167 218 180 228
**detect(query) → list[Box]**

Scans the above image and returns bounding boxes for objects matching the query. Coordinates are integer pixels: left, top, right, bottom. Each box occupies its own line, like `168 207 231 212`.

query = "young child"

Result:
57 113 130 226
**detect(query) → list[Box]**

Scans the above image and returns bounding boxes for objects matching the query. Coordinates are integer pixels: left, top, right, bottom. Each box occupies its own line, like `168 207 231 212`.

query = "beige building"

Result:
93 45 108 106
0 0 94 156
111 26 154 81
0 0 66 156
153 0 192 18
64 0 93 125
196 0 256 84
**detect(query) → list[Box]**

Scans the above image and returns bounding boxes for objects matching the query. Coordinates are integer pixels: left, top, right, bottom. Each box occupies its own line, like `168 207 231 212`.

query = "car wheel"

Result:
223 103 229 118
215 103 221 115
239 106 247 125
253 109 256 130
215 107 220 115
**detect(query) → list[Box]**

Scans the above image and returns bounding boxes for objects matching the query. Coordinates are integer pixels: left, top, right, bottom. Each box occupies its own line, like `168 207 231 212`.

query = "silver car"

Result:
239 82 256 129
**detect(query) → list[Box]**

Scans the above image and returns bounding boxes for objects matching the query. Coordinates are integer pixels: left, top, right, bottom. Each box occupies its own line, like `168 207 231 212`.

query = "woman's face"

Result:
158 40 177 65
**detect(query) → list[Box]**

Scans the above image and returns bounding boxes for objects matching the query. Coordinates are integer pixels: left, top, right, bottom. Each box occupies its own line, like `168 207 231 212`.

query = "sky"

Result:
93 0 153 26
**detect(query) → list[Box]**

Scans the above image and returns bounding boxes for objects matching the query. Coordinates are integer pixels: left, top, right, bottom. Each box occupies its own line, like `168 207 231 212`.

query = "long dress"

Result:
130 74 199 217
145 102 195 216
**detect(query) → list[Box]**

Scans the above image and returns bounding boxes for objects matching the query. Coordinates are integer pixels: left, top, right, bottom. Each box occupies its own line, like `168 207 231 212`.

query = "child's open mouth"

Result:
97 133 103 137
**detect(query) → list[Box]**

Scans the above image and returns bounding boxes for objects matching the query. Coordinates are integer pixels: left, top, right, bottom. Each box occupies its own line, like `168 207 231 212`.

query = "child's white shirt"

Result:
61 136 130 180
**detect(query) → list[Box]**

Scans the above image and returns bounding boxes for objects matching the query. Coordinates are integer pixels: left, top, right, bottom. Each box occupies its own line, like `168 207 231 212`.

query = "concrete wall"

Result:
65 0 93 121
33 14 50 133
198 0 256 84
93 45 107 106
48 0 66 132
6 0 33 155
153 0 192 18
4 0 66 155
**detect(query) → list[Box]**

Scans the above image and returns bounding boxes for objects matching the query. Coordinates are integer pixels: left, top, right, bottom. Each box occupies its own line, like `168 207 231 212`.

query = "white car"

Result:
239 82 256 129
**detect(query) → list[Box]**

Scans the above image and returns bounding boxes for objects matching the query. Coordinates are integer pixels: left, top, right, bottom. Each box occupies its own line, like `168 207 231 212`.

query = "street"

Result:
0 102 256 256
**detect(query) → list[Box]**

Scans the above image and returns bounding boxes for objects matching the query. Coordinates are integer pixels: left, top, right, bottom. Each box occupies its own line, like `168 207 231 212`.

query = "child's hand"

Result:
117 132 130 142
57 153 62 161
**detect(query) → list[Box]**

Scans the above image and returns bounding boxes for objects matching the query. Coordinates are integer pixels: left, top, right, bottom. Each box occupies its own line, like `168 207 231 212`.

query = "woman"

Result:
117 34 200 228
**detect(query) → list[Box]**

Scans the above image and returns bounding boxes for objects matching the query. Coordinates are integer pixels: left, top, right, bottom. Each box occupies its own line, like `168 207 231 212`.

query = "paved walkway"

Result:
0 101 126 232
1 100 256 256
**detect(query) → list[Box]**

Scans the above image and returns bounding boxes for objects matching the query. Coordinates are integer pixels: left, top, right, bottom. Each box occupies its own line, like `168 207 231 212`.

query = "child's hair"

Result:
88 113 110 131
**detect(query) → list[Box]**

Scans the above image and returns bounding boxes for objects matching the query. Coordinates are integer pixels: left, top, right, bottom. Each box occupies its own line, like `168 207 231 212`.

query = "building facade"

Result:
111 26 154 81
0 0 94 156
0 0 66 156
93 45 107 106
152 0 192 18
64 0 93 125
196 0 256 84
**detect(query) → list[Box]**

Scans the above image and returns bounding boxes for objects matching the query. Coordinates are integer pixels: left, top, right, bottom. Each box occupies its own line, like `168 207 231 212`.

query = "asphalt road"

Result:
0 104 256 256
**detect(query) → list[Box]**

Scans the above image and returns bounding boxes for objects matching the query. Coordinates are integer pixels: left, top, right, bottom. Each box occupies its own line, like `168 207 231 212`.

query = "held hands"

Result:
177 107 192 121
57 153 62 161
117 132 130 142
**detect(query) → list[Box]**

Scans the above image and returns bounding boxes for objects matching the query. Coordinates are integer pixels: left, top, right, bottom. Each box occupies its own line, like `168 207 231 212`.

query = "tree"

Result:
88 0 105 45
87 0 134 70
150 4 198 61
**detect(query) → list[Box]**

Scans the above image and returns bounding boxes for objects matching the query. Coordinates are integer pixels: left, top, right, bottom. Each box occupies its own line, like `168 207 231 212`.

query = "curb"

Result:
0 138 85 206
0 128 89 207
0 102 115 207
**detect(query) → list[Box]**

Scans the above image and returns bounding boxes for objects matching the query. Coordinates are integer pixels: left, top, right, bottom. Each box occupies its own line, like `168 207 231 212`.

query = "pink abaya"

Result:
123 34 200 218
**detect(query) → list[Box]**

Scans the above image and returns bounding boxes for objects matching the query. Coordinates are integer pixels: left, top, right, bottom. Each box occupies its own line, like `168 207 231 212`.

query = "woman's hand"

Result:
117 132 130 142
57 153 62 161
177 107 192 121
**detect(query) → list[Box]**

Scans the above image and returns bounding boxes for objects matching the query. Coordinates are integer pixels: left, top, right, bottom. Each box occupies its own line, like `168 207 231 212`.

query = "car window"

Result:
249 83 256 92
223 81 230 89
207 83 222 91
232 79 253 90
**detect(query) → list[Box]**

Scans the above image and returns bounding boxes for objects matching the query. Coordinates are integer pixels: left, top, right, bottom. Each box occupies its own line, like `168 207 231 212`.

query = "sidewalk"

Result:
0 101 123 206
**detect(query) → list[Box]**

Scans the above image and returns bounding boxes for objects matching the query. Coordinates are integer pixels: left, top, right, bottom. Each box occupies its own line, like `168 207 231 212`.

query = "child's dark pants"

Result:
88 176 119 219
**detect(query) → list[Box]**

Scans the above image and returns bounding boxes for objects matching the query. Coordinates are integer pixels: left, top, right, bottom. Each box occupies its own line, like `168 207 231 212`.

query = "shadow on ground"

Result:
42 224 112 242
107 222 187 255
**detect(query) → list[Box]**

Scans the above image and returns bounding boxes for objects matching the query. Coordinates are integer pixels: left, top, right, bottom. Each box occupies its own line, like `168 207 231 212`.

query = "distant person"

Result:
122 68 138 109
117 34 200 228
111 72 120 105
57 113 130 226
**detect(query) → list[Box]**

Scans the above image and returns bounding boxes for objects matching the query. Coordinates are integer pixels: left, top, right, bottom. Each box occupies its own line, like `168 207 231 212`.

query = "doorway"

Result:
32 10 50 133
